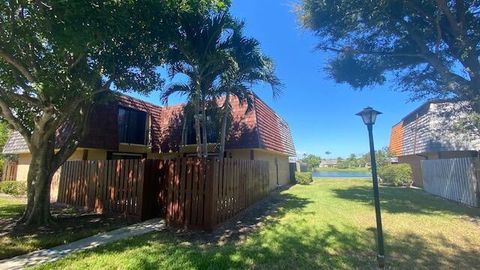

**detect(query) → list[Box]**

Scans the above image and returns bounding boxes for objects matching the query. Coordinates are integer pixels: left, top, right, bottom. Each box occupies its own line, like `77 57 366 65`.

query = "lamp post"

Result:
356 107 385 269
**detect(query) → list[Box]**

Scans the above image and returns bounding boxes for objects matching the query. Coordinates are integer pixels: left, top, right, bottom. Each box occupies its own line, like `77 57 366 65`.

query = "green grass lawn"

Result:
33 179 480 269
0 196 131 260
0 197 25 219
314 167 370 172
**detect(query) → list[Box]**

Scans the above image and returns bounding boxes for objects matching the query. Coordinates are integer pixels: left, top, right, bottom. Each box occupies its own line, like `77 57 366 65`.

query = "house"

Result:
319 159 337 168
2 94 296 190
389 100 480 187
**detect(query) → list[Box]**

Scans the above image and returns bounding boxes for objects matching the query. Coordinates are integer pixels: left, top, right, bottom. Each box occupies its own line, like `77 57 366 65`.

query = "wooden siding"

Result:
1 161 18 181
392 101 480 157
389 122 404 156
421 158 479 207
402 109 431 155
79 103 119 150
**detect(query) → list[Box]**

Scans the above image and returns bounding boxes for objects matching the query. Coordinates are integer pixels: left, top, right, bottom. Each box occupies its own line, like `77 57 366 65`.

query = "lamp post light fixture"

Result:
356 107 385 269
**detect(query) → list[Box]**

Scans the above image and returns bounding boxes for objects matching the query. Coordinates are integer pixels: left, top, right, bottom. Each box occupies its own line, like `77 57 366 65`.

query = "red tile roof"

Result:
3 94 296 157
253 96 296 156
156 95 296 156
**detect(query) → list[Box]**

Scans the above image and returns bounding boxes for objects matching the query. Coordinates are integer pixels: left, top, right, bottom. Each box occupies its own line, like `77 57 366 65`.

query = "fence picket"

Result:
422 157 479 207
56 157 271 228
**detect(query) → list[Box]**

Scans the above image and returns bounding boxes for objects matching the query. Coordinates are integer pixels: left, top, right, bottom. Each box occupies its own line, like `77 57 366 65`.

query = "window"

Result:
184 114 219 145
118 107 148 145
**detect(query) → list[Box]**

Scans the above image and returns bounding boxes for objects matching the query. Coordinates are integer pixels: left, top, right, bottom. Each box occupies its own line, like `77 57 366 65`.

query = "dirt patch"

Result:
171 185 292 246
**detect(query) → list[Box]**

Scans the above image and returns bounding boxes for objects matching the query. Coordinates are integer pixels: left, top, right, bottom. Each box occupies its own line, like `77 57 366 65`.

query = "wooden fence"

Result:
57 160 146 219
421 157 480 207
55 158 271 228
162 158 270 229
1 161 18 181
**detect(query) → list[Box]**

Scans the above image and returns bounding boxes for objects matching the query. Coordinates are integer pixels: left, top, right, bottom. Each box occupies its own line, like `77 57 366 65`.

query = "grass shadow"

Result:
32 183 480 269
37 191 377 269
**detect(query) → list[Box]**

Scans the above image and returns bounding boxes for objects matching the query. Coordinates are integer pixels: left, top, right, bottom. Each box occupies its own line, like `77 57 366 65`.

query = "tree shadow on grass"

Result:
35 185 480 270
40 190 378 269
384 231 480 269
332 185 480 218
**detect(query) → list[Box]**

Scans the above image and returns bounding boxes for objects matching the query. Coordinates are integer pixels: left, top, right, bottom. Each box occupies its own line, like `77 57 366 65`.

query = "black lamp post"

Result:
356 107 385 269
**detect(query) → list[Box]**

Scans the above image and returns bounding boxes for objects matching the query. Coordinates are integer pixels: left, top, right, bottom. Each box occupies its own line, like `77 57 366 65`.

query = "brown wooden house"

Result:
3 94 296 190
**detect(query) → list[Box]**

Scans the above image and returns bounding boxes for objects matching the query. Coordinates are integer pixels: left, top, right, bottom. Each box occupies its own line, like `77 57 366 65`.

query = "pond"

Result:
312 171 372 178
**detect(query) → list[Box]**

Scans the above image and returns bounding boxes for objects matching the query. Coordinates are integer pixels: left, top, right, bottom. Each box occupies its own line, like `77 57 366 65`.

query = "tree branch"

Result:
435 0 463 37
69 53 85 70
0 88 41 106
91 78 114 95
0 49 35 82
0 93 32 145
52 103 91 170
317 46 426 59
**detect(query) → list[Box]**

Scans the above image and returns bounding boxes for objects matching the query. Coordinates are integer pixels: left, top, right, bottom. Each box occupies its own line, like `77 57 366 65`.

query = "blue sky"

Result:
132 0 424 158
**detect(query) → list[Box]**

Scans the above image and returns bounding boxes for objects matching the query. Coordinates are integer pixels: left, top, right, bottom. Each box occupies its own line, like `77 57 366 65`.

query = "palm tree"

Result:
161 11 237 157
212 25 281 159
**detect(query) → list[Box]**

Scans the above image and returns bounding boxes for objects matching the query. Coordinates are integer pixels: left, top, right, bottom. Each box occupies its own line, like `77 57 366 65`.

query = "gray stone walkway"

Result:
0 218 165 270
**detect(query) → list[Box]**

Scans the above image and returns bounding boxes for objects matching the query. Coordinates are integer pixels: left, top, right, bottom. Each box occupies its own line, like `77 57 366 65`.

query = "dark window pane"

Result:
118 107 147 144
118 108 127 143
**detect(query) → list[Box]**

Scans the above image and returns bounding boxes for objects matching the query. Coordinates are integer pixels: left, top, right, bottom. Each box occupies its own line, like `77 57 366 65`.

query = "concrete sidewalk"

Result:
0 218 165 270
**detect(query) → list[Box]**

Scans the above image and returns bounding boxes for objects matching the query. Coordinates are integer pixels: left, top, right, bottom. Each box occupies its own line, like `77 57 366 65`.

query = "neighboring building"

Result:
319 159 337 168
295 161 308 172
389 100 480 187
3 94 296 190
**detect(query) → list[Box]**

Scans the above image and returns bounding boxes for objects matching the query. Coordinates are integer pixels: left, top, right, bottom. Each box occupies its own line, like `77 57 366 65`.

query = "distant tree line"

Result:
300 147 393 171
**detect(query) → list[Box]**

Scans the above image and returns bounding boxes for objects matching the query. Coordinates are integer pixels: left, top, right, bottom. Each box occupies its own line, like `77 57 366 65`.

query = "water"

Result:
312 171 372 178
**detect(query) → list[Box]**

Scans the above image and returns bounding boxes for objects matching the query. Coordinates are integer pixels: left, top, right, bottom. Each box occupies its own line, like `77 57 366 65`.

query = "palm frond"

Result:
161 83 192 105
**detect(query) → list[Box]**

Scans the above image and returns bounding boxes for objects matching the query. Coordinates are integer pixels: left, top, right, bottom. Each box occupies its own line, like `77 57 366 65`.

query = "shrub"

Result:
378 164 412 186
295 172 313 185
0 181 27 196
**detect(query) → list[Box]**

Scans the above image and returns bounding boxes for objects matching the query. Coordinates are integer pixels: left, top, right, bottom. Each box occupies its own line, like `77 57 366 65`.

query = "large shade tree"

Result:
0 0 224 226
298 0 480 125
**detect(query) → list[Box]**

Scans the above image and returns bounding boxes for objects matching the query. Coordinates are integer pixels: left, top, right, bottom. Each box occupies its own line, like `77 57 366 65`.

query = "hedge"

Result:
295 172 313 185
378 164 413 186
0 181 27 196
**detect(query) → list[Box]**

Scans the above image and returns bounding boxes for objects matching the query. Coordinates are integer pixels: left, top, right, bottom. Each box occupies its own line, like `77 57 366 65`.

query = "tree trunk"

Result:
219 94 230 159
20 133 56 226
194 99 202 158
201 98 209 158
